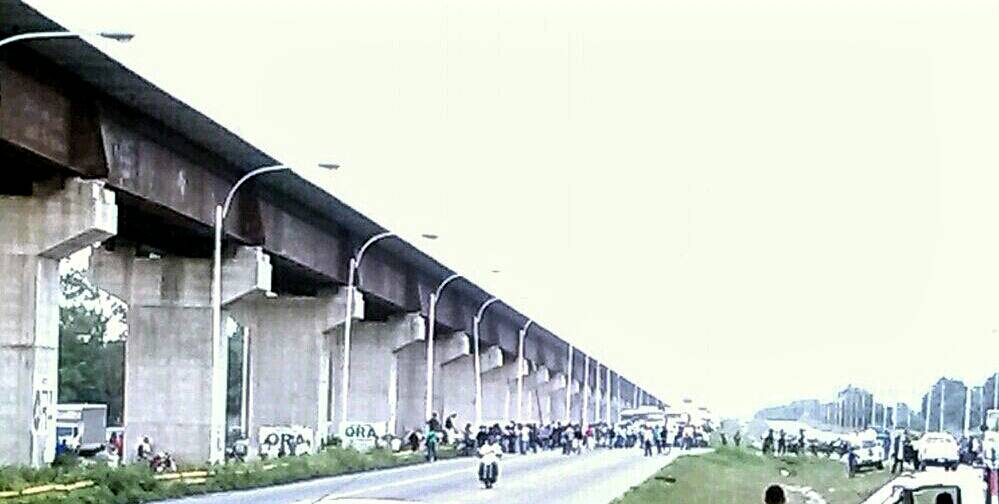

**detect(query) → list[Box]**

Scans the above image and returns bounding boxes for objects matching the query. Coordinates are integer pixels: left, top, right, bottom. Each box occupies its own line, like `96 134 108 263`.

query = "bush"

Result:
2 444 466 503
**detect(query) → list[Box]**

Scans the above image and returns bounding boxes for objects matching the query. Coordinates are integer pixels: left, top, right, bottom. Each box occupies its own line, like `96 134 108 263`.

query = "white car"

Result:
853 440 886 470
916 432 960 471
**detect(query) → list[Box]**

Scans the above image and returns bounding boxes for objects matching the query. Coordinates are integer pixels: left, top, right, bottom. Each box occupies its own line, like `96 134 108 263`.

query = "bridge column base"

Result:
0 178 117 467
332 313 425 437
481 352 517 425
228 288 358 456
91 246 269 463
435 333 474 429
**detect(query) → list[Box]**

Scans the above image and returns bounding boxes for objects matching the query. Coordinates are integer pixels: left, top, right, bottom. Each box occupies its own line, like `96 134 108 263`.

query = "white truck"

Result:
56 404 107 456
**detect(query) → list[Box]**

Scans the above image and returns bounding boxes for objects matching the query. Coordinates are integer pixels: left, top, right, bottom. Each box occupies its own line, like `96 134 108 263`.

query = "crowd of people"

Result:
406 411 709 463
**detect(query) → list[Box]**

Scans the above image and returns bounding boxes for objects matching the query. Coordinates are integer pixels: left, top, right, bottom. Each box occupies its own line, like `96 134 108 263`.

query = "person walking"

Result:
891 432 905 474
642 427 654 457
763 430 774 455
425 428 439 462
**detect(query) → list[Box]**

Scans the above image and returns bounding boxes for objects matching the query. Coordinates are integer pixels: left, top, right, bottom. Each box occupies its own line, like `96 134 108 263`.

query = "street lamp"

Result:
473 297 502 425
0 30 134 49
212 162 335 463
605 367 612 423
340 231 396 430
582 356 590 429
515 318 533 423
425 273 462 421
565 344 573 424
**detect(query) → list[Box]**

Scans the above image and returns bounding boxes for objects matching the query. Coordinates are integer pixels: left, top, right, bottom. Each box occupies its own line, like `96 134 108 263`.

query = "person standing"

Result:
734 431 742 447
777 430 787 456
476 426 490 448
428 412 442 433
642 427 654 457
892 431 908 473
137 436 153 461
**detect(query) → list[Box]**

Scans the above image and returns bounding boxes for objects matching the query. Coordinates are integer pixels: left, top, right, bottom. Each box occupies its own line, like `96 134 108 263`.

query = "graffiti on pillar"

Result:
258 425 314 458
31 389 54 464
340 422 386 451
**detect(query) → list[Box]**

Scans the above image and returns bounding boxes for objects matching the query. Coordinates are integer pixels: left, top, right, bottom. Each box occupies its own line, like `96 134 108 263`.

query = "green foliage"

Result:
2 446 458 503
58 270 126 424
613 446 891 504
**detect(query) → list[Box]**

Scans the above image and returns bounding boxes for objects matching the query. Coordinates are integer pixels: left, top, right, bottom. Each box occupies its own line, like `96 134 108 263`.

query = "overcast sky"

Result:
29 0 999 418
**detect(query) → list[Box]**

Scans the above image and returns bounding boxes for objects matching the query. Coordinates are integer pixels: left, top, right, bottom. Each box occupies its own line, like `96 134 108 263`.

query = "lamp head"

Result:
99 31 135 42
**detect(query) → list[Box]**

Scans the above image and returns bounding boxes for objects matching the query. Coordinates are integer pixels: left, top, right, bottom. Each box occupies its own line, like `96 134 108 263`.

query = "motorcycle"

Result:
478 461 499 489
149 452 177 473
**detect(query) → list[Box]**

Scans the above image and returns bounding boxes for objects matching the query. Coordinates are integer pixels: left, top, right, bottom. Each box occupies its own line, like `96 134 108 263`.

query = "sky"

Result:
28 0 999 418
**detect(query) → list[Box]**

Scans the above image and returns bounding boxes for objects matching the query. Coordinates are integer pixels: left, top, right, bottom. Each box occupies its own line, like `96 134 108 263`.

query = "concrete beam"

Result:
436 332 470 364
480 345 503 374
0 179 117 467
90 245 268 463
228 288 356 455
0 178 118 259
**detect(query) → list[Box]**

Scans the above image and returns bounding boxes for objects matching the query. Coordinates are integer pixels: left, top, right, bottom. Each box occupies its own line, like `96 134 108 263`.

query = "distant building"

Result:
921 378 967 437
755 399 822 422
837 386 873 429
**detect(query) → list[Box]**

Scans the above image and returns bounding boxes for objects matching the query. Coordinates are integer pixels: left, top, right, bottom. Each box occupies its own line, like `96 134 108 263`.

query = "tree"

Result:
58 270 126 425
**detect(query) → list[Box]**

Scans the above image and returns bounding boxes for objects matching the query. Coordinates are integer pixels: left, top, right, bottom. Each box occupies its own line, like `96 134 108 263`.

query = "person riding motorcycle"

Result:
477 435 503 489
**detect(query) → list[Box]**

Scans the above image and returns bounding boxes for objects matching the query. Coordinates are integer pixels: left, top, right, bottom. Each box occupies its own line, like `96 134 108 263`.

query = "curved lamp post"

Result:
339 231 396 430
473 297 502 425
0 30 134 49
425 273 462 421
213 162 336 463
515 318 533 423
565 344 573 424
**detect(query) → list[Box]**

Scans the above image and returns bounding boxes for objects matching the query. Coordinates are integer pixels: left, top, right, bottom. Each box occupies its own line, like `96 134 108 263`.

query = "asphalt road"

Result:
164 447 709 504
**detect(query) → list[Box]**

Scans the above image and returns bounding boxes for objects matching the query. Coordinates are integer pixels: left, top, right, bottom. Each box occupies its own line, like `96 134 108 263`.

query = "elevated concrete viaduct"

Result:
0 1 664 466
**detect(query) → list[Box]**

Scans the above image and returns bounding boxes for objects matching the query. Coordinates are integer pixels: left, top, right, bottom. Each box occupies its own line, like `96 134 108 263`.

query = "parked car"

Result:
915 432 960 471
854 440 887 471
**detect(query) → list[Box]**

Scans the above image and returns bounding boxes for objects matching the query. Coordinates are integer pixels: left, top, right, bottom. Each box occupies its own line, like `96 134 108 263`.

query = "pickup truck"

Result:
853 440 886 471
915 432 960 471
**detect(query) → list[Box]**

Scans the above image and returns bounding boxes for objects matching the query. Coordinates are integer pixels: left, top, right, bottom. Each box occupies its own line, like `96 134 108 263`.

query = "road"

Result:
861 465 986 504
165 448 708 504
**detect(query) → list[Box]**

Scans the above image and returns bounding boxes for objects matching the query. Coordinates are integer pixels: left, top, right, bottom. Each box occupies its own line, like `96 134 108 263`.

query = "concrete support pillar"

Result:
0 179 117 467
570 380 584 424
522 364 551 424
91 245 269 462
545 373 567 423
332 313 425 436
228 288 359 454
480 347 515 424
434 332 474 428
